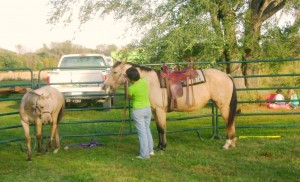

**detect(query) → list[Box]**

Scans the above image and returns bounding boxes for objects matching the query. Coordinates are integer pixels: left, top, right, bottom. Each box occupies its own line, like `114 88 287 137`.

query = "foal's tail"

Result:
228 77 237 128
57 103 65 123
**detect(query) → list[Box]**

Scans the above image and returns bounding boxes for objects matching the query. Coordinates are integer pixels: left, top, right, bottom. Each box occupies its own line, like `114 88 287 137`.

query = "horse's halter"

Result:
35 100 51 119
112 63 128 91
36 107 51 119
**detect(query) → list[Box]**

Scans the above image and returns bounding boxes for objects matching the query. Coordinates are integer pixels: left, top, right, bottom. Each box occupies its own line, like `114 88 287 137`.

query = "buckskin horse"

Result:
104 61 237 150
19 85 65 161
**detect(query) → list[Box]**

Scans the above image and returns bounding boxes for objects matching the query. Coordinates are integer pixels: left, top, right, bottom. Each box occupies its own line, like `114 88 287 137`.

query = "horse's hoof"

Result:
223 144 236 149
156 146 165 151
223 138 236 149
223 139 232 149
223 146 229 150
156 143 167 151
53 148 60 154
231 137 237 148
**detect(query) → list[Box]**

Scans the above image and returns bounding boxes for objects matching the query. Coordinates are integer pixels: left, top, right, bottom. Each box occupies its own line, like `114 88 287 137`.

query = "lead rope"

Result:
117 79 128 148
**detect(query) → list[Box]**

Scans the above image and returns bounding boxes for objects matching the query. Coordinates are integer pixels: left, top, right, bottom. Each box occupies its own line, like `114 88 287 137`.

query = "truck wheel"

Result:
65 101 72 108
103 97 112 111
74 101 89 108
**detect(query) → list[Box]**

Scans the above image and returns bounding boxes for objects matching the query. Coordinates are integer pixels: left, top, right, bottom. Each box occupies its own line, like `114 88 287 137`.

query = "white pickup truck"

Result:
47 54 112 107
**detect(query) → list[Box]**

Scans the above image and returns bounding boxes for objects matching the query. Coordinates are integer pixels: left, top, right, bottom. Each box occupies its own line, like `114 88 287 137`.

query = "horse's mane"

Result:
113 61 153 72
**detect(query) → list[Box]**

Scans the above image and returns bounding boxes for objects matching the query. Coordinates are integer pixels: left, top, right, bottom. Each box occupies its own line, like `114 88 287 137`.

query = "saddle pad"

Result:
158 69 206 88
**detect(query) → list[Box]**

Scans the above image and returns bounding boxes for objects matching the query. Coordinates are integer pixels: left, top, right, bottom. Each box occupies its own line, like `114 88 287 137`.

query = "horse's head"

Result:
103 61 131 93
35 93 53 124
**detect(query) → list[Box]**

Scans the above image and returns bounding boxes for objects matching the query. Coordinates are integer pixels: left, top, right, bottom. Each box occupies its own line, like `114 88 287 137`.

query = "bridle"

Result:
35 102 51 119
110 63 127 92
117 63 127 82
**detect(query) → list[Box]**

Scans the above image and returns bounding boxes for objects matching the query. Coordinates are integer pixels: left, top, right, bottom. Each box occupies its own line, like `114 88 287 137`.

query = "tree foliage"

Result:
96 44 118 56
47 1 298 62
0 41 118 70
47 0 300 88
0 52 23 68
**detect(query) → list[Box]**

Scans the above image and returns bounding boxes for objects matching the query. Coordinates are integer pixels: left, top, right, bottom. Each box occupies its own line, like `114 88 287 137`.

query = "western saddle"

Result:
161 64 199 111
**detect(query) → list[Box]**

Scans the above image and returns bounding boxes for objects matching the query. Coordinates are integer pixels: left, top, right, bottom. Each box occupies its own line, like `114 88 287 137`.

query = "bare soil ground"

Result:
0 71 47 81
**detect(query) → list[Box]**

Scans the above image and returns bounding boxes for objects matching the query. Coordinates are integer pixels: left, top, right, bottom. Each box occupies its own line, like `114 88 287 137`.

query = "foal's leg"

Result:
47 119 58 153
35 119 43 156
21 121 32 161
53 126 60 154
219 106 236 149
152 108 167 150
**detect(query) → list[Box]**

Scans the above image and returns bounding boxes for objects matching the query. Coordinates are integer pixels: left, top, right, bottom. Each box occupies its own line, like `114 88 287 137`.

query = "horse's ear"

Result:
39 93 44 98
119 61 126 69
26 88 32 93
29 90 40 96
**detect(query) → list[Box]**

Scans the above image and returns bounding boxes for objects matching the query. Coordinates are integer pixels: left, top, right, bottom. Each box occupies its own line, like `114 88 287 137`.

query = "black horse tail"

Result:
227 76 237 129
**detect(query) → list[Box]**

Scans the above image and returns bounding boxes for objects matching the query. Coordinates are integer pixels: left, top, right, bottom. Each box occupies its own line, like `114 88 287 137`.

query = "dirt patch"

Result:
0 86 27 95
0 71 47 81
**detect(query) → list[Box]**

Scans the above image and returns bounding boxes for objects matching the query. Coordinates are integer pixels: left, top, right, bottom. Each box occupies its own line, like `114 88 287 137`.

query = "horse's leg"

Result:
219 106 236 149
21 121 32 161
151 111 161 148
35 119 43 156
47 119 57 154
152 108 167 150
53 125 60 154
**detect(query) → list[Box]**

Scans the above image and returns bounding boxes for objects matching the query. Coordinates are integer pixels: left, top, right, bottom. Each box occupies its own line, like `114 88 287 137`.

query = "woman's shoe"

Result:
136 156 150 159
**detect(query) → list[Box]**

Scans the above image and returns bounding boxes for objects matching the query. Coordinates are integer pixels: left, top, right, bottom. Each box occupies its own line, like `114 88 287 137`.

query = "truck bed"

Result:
47 54 111 104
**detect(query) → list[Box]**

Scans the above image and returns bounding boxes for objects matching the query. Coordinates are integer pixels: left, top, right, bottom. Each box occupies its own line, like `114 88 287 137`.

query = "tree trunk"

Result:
242 0 286 88
216 1 246 89
243 18 262 88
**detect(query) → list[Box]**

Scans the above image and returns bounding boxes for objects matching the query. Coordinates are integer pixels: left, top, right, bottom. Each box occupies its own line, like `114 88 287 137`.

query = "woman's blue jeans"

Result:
132 107 154 158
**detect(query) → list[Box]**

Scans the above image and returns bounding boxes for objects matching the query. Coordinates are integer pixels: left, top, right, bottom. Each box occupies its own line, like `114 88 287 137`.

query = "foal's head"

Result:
36 93 52 124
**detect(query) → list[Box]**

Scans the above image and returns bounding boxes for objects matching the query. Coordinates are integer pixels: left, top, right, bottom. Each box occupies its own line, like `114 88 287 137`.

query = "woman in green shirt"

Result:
288 89 299 109
126 67 154 159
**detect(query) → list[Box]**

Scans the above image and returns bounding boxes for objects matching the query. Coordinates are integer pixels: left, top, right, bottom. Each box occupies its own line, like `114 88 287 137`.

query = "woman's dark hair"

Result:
126 67 140 81
276 89 282 94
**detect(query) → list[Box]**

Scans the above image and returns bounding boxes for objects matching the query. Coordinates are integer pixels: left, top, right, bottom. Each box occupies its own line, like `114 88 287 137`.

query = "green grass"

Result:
1 127 300 182
0 98 300 181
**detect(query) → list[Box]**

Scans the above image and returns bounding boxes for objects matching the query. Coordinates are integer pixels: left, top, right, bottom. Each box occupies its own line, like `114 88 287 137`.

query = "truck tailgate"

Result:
50 70 104 84
49 69 107 94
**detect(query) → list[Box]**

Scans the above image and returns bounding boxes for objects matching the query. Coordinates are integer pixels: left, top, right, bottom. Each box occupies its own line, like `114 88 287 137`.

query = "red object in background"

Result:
262 94 289 109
